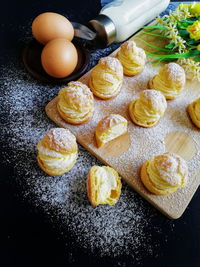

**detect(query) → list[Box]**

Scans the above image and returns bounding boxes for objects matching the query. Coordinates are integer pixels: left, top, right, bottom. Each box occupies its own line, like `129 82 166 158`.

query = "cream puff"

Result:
129 89 167 128
89 56 123 99
37 128 78 176
95 114 128 147
87 165 122 206
149 63 186 100
117 40 146 76
57 81 94 124
187 97 200 128
141 152 188 195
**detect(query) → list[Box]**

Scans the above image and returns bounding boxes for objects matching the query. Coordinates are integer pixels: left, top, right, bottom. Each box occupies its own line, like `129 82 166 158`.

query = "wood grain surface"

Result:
45 25 200 219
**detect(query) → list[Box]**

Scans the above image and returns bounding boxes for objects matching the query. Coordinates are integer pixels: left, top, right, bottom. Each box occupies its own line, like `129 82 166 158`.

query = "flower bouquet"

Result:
142 2 200 81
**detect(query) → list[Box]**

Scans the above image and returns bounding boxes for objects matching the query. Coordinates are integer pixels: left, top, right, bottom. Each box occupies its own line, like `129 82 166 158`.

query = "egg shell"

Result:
32 12 74 45
41 38 78 78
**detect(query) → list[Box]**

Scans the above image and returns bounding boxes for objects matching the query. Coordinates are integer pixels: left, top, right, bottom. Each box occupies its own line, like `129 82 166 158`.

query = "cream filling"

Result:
100 123 127 144
133 101 161 124
147 158 182 192
58 98 93 119
91 72 122 95
153 76 182 97
118 51 144 73
39 152 77 170
94 167 117 203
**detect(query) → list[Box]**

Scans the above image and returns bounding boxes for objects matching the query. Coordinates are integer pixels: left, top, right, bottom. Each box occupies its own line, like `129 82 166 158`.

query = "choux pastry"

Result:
89 56 123 99
149 63 186 100
129 89 167 128
57 81 94 124
87 165 122 206
37 128 78 176
95 114 128 147
187 97 200 128
117 40 146 76
141 152 188 195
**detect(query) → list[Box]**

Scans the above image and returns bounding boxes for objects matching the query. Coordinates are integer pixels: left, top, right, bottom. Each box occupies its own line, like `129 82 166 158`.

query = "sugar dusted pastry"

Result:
187 97 200 128
95 114 128 147
141 152 188 195
117 40 146 76
129 89 167 128
87 165 122 206
57 81 94 124
89 56 123 99
37 128 78 176
149 63 186 100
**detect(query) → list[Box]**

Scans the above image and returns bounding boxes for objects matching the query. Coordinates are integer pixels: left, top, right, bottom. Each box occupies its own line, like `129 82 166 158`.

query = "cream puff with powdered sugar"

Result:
89 56 123 99
129 89 167 128
117 40 146 76
149 63 186 100
141 152 188 195
37 128 78 176
57 81 94 125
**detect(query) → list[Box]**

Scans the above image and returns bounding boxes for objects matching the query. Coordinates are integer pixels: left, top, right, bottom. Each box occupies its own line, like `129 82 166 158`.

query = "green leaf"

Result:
193 56 200 61
138 39 171 52
187 39 200 45
146 50 200 60
142 25 167 30
178 29 190 38
165 43 176 49
142 31 168 38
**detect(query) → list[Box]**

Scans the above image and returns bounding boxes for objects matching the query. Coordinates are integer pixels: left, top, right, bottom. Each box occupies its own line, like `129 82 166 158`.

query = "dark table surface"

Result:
1 1 200 266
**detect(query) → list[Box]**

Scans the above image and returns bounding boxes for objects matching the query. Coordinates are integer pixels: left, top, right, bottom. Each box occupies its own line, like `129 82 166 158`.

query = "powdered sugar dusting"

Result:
97 114 127 132
99 56 123 75
142 89 167 112
1 52 177 264
47 128 76 151
154 153 188 186
166 62 186 84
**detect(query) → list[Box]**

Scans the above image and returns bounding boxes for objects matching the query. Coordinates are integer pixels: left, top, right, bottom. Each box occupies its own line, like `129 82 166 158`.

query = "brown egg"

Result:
41 38 78 78
32 12 74 45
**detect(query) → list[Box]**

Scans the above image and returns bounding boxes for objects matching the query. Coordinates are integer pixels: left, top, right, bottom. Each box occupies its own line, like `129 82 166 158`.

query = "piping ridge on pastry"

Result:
129 89 167 128
87 165 122 206
149 63 186 100
89 56 123 99
117 40 146 76
57 81 94 124
141 152 188 195
95 114 128 147
37 128 78 176
187 97 200 128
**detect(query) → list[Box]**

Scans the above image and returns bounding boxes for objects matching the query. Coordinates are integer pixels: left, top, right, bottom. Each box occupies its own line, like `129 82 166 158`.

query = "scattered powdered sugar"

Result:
165 62 186 84
99 56 123 75
141 89 167 112
47 128 77 151
1 49 176 264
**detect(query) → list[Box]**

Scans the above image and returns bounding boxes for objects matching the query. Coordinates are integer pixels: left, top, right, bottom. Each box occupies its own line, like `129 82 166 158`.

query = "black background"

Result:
1 1 200 266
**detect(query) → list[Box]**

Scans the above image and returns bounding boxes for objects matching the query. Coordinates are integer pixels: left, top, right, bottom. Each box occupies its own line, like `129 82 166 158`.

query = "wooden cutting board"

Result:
45 26 200 219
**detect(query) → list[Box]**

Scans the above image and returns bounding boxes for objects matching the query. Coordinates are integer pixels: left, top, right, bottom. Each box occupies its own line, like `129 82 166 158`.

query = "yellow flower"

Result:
187 21 200 40
189 3 200 16
197 44 200 51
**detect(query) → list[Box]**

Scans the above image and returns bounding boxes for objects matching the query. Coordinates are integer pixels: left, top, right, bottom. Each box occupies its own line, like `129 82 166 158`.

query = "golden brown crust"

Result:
88 78 121 100
187 102 200 129
140 161 170 195
57 102 93 125
87 166 122 206
129 100 158 128
95 114 128 147
148 63 185 100
39 128 77 154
